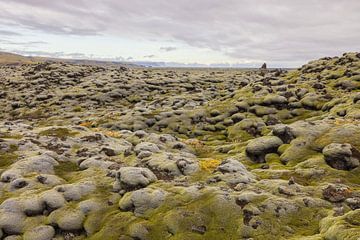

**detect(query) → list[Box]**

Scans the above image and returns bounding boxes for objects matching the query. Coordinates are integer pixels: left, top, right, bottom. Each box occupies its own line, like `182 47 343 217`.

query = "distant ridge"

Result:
0 51 139 68
0 51 293 69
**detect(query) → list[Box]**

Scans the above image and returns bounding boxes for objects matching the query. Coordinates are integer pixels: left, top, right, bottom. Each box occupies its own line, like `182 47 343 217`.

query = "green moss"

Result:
285 70 300 81
54 161 79 180
89 211 138 240
0 132 22 139
280 139 321 167
39 127 78 139
265 153 282 165
278 144 290 155
145 191 243 240
320 210 360 240
73 106 83 112
313 124 360 149
227 128 254 142
126 95 142 103
0 152 18 168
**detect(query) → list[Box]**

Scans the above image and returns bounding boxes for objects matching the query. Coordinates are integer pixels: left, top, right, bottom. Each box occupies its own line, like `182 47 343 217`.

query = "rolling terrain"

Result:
0 52 359 239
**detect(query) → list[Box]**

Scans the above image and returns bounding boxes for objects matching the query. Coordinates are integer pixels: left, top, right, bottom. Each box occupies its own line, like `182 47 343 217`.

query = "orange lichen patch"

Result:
199 159 222 172
103 131 122 138
79 121 95 128
91 128 122 138
333 118 360 126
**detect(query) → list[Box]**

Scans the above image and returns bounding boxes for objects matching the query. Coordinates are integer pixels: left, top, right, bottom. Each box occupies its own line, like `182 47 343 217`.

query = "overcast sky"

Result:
0 0 359 67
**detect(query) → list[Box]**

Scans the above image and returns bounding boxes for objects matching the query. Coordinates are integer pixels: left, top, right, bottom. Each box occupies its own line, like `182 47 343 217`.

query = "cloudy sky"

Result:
0 0 359 67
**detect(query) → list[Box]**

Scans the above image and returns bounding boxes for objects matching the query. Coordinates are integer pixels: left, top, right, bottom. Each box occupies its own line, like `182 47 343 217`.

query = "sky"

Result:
0 0 359 67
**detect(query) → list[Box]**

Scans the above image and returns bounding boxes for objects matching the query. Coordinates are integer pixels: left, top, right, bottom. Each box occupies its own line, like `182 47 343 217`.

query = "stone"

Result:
79 156 113 170
142 152 198 177
36 174 64 186
176 158 199 175
1 154 59 182
49 208 85 231
114 167 157 192
78 199 103 214
23 225 55 240
322 184 351 202
262 95 287 106
345 197 360 210
0 211 25 234
10 178 29 189
134 142 160 155
322 143 360 170
22 197 44 216
217 158 249 173
40 190 66 210
55 181 96 201
246 136 283 163
119 188 166 216
3 236 23 240
215 158 255 185
272 124 296 144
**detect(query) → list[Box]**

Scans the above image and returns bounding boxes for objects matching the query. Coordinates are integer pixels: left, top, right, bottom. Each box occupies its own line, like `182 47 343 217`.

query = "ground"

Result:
0 52 359 239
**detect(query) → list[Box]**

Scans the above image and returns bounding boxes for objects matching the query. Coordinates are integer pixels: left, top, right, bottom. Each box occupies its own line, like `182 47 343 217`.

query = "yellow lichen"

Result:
199 159 222 172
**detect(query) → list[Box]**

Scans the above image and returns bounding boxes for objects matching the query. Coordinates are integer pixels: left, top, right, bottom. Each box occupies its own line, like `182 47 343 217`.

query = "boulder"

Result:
246 136 283 163
134 142 160 155
36 174 65 186
322 143 360 170
22 196 44 216
119 188 166 216
78 199 103 215
55 181 96 201
48 208 85 231
262 95 287 106
114 167 157 192
79 156 113 170
272 124 296 144
23 225 55 240
345 197 360 210
215 158 256 185
40 190 66 210
142 152 198 177
1 154 59 182
322 184 351 202
0 211 25 234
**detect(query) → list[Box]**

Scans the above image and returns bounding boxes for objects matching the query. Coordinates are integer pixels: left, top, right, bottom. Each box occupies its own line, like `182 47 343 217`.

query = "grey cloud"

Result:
0 39 47 46
160 47 177 52
12 50 65 58
143 55 155 58
9 50 129 62
0 1 106 36
0 29 22 36
0 0 359 66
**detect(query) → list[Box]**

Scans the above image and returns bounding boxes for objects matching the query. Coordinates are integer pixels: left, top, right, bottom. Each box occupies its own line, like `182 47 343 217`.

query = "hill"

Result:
0 51 138 68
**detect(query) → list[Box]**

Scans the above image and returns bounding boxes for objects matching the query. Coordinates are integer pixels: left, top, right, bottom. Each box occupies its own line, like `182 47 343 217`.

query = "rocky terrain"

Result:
0 52 359 240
